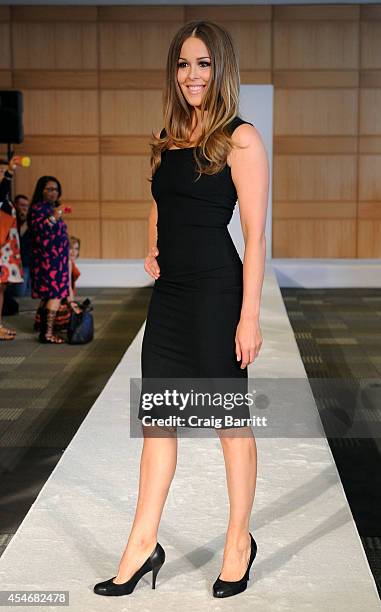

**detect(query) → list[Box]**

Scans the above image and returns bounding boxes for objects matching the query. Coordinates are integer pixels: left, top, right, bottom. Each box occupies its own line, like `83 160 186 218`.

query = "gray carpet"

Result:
0 286 152 557
281 287 381 598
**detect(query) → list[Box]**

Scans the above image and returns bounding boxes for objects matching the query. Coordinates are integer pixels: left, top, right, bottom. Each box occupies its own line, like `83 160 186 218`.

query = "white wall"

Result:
229 84 273 261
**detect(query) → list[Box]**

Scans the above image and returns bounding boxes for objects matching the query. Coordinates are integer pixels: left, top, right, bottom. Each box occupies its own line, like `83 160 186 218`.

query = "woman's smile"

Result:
187 85 205 96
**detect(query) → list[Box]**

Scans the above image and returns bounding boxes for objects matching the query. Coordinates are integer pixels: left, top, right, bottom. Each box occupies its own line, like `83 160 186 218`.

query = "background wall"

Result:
0 4 380 258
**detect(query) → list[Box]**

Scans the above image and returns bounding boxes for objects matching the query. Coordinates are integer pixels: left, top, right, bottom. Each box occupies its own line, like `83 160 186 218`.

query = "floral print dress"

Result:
29 201 70 299
0 172 23 285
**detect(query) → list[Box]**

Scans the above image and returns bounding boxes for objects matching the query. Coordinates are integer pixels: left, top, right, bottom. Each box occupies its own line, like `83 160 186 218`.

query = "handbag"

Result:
67 298 94 344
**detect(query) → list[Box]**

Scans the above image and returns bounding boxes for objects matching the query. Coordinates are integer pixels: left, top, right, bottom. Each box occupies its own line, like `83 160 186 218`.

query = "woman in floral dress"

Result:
0 157 23 341
28 175 70 343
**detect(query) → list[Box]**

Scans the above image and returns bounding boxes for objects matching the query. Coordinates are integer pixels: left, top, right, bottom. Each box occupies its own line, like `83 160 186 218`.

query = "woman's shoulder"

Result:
229 116 262 150
227 115 255 136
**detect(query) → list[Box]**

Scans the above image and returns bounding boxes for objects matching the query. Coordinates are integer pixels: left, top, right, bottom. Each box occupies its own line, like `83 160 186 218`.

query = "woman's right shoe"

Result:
93 542 165 596
38 307 65 344
212 532 257 598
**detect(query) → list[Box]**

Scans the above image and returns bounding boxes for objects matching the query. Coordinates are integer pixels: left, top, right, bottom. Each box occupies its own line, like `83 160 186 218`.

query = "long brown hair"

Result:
149 20 248 182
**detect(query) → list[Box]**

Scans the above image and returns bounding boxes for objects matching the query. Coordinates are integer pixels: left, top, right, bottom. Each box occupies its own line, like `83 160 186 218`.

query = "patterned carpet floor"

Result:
281 287 381 598
0 287 152 556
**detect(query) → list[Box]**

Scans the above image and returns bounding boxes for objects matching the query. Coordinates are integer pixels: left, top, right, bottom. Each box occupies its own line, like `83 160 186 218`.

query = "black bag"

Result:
67 298 94 345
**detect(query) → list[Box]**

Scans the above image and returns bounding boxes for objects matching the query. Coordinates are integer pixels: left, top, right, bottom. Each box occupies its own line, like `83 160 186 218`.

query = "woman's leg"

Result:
113 425 177 584
0 284 16 338
0 284 4 320
40 297 64 343
46 298 60 310
217 427 257 580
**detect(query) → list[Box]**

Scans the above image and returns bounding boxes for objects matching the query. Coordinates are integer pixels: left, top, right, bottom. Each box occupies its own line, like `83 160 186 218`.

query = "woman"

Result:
94 20 269 599
28 176 71 343
33 234 81 335
0 157 24 341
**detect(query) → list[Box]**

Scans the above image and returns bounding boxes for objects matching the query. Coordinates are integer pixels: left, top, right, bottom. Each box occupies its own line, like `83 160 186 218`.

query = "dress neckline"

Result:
167 145 197 152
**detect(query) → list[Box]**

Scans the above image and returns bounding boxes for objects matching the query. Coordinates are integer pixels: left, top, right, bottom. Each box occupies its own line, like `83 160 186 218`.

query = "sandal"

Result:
0 324 16 340
39 308 66 344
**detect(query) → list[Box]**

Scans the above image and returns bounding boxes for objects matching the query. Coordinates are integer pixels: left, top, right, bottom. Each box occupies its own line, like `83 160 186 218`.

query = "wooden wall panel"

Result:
102 220 148 258
0 23 11 68
357 6 381 257
274 155 357 202
361 22 381 70
13 155 100 202
359 157 381 202
101 202 151 220
65 220 101 258
11 6 97 22
99 22 181 70
0 72 12 87
1 4 379 259
358 222 381 258
98 6 184 23
360 90 381 134
101 156 151 201
274 22 358 70
274 6 359 21
273 220 356 257
185 5 271 22
273 4 379 258
23 91 98 135
12 23 97 69
0 7 10 21
275 90 358 136
274 202 356 220
100 91 162 135
226 23 271 70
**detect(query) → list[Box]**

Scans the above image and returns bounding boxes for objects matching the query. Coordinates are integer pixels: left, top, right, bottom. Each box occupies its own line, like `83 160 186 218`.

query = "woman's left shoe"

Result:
212 532 257 598
0 324 16 341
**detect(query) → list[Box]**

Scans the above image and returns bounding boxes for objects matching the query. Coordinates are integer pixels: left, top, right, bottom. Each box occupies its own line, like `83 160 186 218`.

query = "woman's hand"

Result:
235 316 263 369
7 156 18 174
144 246 160 279
53 206 63 220
45 215 56 228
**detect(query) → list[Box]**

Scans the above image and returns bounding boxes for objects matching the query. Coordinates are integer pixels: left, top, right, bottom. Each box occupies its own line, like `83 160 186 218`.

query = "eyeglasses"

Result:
44 187 59 192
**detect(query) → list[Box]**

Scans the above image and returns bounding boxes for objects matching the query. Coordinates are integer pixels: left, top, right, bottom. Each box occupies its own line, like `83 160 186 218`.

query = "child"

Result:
69 236 81 297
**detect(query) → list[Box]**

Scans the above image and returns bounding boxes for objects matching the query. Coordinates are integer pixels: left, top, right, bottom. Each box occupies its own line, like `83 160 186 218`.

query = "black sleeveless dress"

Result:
138 116 253 429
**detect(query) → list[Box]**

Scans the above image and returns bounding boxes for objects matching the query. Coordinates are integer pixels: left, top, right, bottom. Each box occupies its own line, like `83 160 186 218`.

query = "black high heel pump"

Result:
212 532 257 598
93 542 165 596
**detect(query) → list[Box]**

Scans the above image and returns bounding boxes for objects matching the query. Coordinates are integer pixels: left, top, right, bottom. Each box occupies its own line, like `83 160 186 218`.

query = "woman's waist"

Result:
157 229 240 256
153 261 243 290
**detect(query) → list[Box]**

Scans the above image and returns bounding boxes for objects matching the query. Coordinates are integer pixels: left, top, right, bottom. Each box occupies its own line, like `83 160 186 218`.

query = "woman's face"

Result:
70 241 80 261
43 180 59 203
177 36 211 109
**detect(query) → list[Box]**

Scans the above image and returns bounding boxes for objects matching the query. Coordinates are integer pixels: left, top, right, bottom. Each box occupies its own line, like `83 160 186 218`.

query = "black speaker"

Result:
0 90 24 144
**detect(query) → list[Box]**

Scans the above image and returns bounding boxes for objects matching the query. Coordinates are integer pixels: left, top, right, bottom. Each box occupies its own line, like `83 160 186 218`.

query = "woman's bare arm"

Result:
229 123 269 367
148 199 158 252
144 130 161 279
